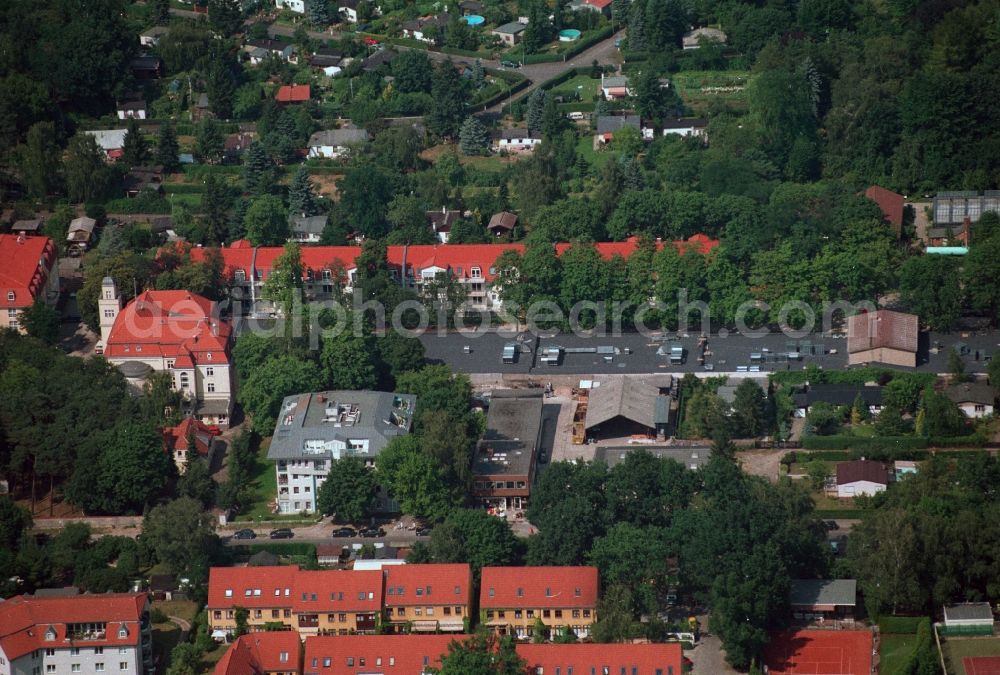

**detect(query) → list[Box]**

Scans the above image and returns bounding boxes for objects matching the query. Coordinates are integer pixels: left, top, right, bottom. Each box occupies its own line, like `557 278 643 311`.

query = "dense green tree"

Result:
459 116 491 155
0 497 32 550
338 164 396 238
209 0 243 34
142 496 218 573
376 436 458 523
804 401 842 436
317 457 376 522
320 332 378 390
194 118 225 164
201 174 233 244
592 584 644 643
731 379 770 437
427 509 520 575
242 142 276 195
20 298 60 345
392 51 433 93
287 165 319 218
177 457 216 507
155 121 181 173
16 121 62 198
166 643 202 675
244 195 289 246
588 523 673 612
238 355 324 433
428 633 525 675
426 60 467 138
922 389 968 437
65 133 111 203
261 241 304 322
122 118 149 167
206 62 237 119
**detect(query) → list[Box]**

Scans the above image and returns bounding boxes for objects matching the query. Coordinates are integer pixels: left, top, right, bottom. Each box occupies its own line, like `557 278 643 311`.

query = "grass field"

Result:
671 70 750 111
549 74 601 104
942 636 1000 674
575 132 614 169
880 633 918 675
238 437 277 520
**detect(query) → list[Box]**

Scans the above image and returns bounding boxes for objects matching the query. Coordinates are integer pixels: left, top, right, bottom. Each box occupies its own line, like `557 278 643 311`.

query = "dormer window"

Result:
6 291 14 302
225 589 233 597
118 627 127 638
234 269 246 282
545 587 552 597
517 588 524 597
471 267 481 278
45 628 56 641
574 587 581 597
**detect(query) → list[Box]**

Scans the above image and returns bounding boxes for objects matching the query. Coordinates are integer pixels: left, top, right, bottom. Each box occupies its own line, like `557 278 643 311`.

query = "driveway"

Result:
688 625 740 675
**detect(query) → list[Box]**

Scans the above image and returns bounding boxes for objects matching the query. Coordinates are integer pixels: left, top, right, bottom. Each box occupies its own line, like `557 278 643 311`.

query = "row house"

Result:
480 566 600 640
208 565 472 639
99 281 234 427
0 234 60 333
190 236 720 317
0 592 153 675
217 633 683 675
382 564 472 633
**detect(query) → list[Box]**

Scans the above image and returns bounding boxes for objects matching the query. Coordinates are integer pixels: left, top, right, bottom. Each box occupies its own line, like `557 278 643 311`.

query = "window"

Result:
96 664 105 672
444 607 451 615
279 652 289 663
338 613 347 622
347 658 354 666
72 665 81 673
454 585 462 595
235 269 246 282
179 373 189 389
118 628 127 639
7 291 14 301
456 607 463 615
71 648 81 656
515 610 523 619
545 587 552 597
517 588 524 597
95 648 103 655
471 267 482 278
527 610 534 618
46 667 56 674
414 608 422 616
120 663 129 671
119 649 128 655
574 587 582 597
489 588 495 598
583 610 591 618
555 610 563 618
323 658 331 667
213 610 222 620
573 610 580 618
104 309 116 318
206 367 214 377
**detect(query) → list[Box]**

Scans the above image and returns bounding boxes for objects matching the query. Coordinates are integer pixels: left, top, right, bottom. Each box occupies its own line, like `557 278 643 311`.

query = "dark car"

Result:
269 528 294 539
416 527 432 537
332 527 356 538
537 450 548 464
360 527 385 538
501 60 520 68
232 528 256 540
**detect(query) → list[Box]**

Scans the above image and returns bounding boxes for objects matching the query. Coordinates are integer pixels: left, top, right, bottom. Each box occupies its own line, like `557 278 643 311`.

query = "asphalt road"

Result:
419 329 1000 375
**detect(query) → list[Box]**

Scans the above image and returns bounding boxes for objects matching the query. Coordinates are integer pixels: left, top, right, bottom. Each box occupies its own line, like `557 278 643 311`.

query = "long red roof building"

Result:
0 233 59 332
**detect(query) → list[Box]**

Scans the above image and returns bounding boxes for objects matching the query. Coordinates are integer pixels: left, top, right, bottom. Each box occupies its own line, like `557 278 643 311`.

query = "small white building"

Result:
943 603 994 635
600 74 632 100
290 214 328 243
276 0 305 13
836 459 889 498
139 26 169 47
660 117 708 139
85 129 128 161
494 128 542 153
338 0 358 22
307 128 370 159
682 27 727 49
67 216 97 253
117 99 148 120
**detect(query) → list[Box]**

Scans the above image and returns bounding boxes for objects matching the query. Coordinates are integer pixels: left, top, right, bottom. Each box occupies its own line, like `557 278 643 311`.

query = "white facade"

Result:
276 0 305 12
339 5 358 21
837 481 886 498
117 108 147 120
496 137 541 152
956 401 994 418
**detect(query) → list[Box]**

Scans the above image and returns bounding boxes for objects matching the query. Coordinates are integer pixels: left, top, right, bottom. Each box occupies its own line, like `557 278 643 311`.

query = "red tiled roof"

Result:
583 0 613 7
865 185 905 227
480 566 598 609
0 234 57 309
847 310 918 354
383 564 471 608
105 290 232 366
276 84 311 103
162 416 220 457
836 459 889 487
207 566 300 609
215 631 301 675
291 570 383 613
0 593 148 662
517 643 683 675
303 634 459 674
195 236 720 287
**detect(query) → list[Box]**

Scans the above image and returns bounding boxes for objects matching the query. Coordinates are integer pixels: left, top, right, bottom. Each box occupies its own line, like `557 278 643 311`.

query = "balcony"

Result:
278 475 288 486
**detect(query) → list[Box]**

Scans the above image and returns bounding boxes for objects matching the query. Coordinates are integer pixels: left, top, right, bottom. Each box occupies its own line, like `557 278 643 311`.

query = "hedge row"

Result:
771 367 936 388
802 435 928 451
232 542 318 557
560 26 614 60
481 76 531 110
104 196 171 214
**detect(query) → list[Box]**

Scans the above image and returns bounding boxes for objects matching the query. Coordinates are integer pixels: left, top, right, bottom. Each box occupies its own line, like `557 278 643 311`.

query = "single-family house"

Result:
600 74 632 99
12 219 43 236
245 39 296 64
223 132 256 164
944 382 996 418
458 0 484 14
290 215 328 243
493 21 526 46
894 460 918 480
129 55 162 79
85 129 129 162
275 84 311 104
401 14 450 43
139 26 169 47
595 114 641 145
192 93 211 121
847 310 919 367
307 128 370 159
117 99 148 120
494 128 541 153
427 208 463 244
865 185 905 237
361 48 396 72
275 0 305 13
661 117 708 139
682 27 727 49
792 384 883 418
789 579 857 622
836 459 889 498
149 574 183 601
487 211 518 237
124 166 165 197
67 216 97 253
309 48 343 76
942 603 994 635
926 220 970 247
162 415 221 473
338 0 358 22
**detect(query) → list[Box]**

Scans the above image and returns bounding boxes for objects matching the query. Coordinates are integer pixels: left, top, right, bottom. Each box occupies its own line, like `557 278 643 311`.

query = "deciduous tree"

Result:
317 457 376 522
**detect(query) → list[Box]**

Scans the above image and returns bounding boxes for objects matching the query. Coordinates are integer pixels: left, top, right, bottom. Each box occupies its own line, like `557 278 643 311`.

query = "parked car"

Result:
416 527 432 537
501 60 520 68
332 527 356 538
360 527 385 538
269 528 294 539
232 528 256 540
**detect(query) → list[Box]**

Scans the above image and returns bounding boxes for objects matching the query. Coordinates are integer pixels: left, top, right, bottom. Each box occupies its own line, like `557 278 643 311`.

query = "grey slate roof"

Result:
793 384 883 409
601 76 629 88
594 446 709 470
585 375 671 430
494 21 526 34
267 390 416 461
473 390 543 477
944 382 996 406
596 115 641 134
789 579 857 607
308 128 370 147
290 214 328 234
944 603 993 623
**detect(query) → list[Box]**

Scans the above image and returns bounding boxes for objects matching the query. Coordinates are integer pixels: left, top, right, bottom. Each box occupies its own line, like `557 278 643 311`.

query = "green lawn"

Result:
238 437 277 520
941 636 1000 674
152 623 181 675
576 132 614 170
670 70 750 111
880 633 918 675
549 74 601 105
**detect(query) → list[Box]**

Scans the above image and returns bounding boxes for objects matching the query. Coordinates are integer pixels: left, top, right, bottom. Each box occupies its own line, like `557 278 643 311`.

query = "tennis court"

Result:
966 656 1000 675
763 630 873 675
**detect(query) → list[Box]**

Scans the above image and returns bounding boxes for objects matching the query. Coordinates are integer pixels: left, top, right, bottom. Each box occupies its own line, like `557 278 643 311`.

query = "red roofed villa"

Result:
0 233 60 333
480 566 599 640
162 415 221 473
276 84 311 103
99 280 234 427
214 631 301 675
0 592 153 675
